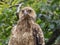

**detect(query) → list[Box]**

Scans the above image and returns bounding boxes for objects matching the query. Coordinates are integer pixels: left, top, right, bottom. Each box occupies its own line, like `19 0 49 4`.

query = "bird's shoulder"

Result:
32 23 42 32
11 25 17 34
33 23 41 28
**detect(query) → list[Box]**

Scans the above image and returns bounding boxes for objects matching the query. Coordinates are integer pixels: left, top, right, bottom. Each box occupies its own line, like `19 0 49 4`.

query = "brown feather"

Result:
8 7 45 45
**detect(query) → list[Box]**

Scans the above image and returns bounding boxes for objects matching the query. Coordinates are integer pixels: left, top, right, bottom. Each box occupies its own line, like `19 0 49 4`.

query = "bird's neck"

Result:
17 20 34 28
16 19 35 32
17 19 35 26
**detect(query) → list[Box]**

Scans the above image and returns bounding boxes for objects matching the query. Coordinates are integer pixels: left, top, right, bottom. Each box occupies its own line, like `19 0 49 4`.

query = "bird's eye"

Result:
28 10 32 13
22 10 24 13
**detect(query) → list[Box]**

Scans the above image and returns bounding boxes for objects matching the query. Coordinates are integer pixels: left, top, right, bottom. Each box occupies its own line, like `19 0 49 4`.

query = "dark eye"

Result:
22 10 24 13
28 10 32 13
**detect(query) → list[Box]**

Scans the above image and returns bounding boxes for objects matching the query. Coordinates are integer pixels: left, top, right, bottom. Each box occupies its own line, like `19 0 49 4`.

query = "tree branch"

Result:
9 3 23 19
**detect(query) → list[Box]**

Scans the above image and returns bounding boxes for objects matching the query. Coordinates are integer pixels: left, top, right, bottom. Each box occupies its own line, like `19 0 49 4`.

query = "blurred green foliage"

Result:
0 0 60 45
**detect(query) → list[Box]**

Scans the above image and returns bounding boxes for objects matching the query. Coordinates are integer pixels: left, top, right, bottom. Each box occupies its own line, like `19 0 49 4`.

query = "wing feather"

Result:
33 24 45 45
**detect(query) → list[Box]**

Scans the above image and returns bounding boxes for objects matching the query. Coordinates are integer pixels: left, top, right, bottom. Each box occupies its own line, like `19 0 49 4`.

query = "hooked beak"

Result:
24 10 28 15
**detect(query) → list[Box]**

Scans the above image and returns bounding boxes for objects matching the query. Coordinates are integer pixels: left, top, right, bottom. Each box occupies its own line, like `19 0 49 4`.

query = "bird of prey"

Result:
8 7 45 45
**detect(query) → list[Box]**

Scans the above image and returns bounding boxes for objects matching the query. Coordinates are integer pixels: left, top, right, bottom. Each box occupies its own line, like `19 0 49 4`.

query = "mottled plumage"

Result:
8 7 45 45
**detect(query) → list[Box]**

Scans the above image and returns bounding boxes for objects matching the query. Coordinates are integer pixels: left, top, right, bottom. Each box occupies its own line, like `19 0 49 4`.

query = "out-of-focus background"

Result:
0 0 60 45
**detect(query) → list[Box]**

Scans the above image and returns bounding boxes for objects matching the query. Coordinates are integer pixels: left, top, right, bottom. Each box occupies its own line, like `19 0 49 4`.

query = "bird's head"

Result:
19 7 36 21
